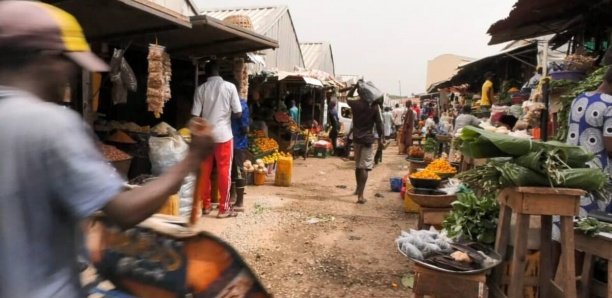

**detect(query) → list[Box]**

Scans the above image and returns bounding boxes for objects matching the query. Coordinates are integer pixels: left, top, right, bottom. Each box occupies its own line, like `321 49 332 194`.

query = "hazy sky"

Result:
196 0 517 95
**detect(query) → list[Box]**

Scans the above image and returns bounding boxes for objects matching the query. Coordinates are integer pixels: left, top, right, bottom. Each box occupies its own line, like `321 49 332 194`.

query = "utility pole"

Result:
398 80 402 96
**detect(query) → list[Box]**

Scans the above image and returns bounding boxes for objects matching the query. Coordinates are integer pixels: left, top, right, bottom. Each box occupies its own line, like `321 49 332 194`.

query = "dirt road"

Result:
197 147 417 297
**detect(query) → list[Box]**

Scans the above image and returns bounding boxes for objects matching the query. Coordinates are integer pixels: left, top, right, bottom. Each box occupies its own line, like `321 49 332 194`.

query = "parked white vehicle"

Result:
337 101 352 135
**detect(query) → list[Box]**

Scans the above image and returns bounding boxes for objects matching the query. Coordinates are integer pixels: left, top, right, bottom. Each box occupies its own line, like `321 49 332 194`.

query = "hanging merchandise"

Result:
109 49 137 105
233 58 249 99
147 44 172 118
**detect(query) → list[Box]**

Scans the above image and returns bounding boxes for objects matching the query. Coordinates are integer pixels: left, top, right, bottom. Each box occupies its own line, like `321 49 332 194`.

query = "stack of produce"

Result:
442 191 499 244
147 44 171 118
249 130 266 138
99 144 131 161
233 58 248 99
107 130 136 144
563 53 596 72
425 157 457 176
252 159 267 173
249 138 279 156
261 151 291 165
408 146 424 159
410 169 441 180
457 126 606 193
274 112 300 133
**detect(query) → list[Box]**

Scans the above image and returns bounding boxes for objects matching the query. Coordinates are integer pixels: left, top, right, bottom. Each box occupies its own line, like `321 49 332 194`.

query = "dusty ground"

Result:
196 145 418 297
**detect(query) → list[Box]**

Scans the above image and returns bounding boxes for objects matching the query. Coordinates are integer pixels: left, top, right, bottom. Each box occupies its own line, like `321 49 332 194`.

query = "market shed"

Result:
300 42 336 76
202 6 305 72
487 0 612 45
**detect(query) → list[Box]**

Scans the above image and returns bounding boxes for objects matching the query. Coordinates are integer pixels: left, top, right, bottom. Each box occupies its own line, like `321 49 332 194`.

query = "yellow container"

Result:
158 194 179 216
274 157 293 187
254 172 267 185
404 188 421 213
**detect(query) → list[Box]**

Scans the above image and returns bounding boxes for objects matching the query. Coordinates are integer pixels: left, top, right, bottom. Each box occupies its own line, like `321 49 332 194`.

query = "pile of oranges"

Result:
425 157 456 174
410 169 441 180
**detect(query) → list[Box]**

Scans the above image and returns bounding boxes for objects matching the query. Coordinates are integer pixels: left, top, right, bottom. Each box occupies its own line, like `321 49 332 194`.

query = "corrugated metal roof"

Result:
300 42 325 69
300 42 335 75
201 6 288 34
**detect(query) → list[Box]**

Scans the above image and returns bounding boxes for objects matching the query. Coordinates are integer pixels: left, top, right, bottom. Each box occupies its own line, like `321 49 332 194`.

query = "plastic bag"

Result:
357 80 383 104
178 174 196 217
149 132 188 175
109 49 137 105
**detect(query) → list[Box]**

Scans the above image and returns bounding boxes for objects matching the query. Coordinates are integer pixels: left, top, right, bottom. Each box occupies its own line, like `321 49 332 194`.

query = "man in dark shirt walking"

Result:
347 83 384 204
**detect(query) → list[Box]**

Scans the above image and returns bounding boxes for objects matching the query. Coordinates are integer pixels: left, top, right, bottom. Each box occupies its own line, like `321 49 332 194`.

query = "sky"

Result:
195 0 517 96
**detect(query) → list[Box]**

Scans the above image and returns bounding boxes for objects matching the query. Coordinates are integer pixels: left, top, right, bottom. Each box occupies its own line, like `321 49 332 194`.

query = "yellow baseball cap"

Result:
0 1 109 72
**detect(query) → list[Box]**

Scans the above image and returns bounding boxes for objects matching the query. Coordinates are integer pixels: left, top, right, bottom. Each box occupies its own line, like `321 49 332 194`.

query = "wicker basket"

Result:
223 15 254 30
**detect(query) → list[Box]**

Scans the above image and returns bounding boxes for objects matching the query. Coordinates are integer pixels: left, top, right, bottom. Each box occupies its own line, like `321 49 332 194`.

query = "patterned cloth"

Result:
554 91 612 239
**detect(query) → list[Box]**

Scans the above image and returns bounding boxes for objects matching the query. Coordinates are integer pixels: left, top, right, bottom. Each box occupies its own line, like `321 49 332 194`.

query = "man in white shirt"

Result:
391 103 406 132
192 60 242 218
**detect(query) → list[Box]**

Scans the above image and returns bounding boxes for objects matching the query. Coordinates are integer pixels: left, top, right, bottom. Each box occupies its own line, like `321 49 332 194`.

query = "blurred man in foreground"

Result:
0 2 214 297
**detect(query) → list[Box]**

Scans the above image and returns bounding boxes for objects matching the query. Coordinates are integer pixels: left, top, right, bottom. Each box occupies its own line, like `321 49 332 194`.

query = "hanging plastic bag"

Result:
109 49 137 105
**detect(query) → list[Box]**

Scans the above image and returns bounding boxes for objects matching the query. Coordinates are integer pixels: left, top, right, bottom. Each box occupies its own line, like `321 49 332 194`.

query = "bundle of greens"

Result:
443 191 499 245
457 126 607 192
460 126 593 166
554 66 610 141
575 217 612 236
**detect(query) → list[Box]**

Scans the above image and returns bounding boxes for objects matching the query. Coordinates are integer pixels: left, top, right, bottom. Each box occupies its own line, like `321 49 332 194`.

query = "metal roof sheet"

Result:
300 42 326 69
201 6 288 34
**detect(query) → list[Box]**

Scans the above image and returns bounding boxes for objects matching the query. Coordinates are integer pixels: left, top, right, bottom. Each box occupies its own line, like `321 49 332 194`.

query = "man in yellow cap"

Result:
0 2 215 297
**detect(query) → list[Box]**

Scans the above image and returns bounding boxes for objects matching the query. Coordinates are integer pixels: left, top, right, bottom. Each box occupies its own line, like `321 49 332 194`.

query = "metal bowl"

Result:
407 189 456 208
409 177 441 189
397 242 502 275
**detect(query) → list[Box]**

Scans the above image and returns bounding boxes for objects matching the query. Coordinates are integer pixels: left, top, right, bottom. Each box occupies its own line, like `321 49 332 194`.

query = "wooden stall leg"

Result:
607 259 612 298
508 214 530 298
560 216 577 298
579 253 593 298
491 204 512 288
539 215 553 298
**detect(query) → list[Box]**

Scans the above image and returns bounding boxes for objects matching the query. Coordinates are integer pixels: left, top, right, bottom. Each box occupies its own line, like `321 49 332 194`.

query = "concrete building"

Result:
426 54 474 91
202 6 305 72
300 42 335 76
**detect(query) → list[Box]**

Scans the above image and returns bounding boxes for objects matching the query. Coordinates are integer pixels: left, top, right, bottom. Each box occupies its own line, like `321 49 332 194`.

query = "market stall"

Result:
394 123 610 297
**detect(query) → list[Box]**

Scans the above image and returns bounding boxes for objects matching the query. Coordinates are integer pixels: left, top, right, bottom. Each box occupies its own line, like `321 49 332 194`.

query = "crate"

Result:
314 147 330 158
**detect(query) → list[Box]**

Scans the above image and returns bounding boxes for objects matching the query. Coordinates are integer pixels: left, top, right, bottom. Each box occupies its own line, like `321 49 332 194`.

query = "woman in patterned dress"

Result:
565 66 612 220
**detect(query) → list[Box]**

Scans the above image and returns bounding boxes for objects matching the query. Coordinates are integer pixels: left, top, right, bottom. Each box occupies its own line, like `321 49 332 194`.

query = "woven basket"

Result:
223 15 254 30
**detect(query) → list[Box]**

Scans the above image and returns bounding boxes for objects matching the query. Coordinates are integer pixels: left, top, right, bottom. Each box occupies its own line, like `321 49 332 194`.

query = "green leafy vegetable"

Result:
443 191 499 245
554 66 610 141
575 217 612 236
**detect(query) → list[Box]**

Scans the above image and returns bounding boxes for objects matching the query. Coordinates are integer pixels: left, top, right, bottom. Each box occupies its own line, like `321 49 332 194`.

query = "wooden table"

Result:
413 263 488 298
489 187 585 298
417 207 452 230
575 231 612 298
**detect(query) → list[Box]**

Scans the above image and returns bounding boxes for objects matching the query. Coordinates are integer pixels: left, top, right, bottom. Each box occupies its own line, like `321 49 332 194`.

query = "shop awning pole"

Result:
193 58 199 92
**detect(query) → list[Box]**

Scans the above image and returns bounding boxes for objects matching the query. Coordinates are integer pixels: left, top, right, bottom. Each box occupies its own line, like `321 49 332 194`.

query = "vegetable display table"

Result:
490 187 585 298
412 263 488 298
418 207 452 230
574 231 612 298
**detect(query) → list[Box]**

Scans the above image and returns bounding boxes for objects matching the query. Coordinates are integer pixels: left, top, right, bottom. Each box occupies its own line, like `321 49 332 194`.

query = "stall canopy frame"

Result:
487 0 612 45
44 0 193 41
125 15 279 59
45 0 279 59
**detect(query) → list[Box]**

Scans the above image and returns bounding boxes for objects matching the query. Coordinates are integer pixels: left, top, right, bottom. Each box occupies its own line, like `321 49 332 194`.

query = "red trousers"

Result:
198 139 233 213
